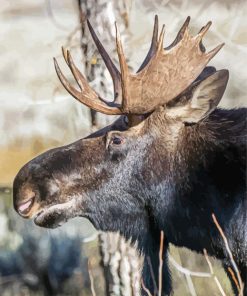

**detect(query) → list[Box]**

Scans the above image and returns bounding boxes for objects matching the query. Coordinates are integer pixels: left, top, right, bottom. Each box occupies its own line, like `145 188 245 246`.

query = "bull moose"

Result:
13 16 246 295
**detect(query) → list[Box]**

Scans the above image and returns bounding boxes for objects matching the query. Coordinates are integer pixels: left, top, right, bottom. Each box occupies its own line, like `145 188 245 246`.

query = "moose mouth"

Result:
34 199 81 228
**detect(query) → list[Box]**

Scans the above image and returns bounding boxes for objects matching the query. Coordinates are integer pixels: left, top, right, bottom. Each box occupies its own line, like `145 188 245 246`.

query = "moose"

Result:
13 16 246 295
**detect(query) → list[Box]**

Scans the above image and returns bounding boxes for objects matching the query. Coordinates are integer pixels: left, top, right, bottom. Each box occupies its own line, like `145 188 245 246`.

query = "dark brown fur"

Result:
13 68 246 295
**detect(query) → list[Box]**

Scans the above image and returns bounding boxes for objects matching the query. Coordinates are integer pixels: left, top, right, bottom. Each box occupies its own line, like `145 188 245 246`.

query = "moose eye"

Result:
110 136 124 146
124 116 129 126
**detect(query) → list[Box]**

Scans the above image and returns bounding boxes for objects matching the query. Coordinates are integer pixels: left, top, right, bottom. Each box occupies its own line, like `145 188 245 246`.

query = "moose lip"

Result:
34 207 67 228
33 199 79 228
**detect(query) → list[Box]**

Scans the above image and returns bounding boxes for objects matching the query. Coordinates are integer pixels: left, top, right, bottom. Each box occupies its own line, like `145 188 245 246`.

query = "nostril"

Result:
14 183 37 217
17 196 35 216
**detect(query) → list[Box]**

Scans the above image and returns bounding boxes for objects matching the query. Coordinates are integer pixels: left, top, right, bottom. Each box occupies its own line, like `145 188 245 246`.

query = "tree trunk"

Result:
99 232 142 296
76 1 142 295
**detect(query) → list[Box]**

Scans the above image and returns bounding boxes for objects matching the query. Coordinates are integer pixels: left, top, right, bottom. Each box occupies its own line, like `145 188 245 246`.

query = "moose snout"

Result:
13 182 41 218
13 146 73 220
15 188 35 217
13 163 43 219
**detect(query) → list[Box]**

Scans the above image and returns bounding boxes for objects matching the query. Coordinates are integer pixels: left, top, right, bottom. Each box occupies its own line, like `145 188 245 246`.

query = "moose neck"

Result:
148 108 246 256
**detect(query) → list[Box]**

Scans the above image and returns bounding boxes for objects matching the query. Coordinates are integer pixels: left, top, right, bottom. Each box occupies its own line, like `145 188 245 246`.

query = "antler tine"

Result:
206 43 225 59
62 47 94 91
87 19 122 103
166 16 190 50
115 22 130 112
66 49 91 91
137 15 159 73
62 47 101 93
53 56 122 115
55 16 225 117
54 57 86 100
194 21 212 52
157 24 165 51
196 21 212 41
62 47 69 65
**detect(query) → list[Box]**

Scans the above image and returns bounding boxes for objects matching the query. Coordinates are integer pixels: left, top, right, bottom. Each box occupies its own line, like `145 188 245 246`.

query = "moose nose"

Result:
14 186 37 218
17 196 35 216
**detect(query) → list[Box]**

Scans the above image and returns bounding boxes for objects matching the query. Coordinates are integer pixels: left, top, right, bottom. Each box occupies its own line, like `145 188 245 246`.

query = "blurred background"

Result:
0 0 246 295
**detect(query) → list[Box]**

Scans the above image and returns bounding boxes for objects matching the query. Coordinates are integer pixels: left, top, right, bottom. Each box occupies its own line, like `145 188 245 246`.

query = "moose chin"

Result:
13 16 246 296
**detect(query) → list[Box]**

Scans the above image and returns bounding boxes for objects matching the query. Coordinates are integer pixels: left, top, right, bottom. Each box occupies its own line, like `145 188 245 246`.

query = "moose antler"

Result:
54 16 224 115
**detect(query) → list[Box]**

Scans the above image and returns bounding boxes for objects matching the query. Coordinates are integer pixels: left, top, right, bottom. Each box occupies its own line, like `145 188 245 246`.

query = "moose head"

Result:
13 16 229 251
13 15 229 233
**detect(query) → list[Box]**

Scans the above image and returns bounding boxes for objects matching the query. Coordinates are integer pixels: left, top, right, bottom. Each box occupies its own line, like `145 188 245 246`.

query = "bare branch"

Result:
88 259 96 296
141 279 153 296
212 213 244 295
147 256 158 294
228 267 241 292
169 255 211 278
203 249 226 296
203 249 214 274
158 231 164 296
185 274 197 296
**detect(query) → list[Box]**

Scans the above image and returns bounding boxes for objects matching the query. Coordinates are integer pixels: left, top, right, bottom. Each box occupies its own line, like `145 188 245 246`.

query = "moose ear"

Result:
167 70 229 123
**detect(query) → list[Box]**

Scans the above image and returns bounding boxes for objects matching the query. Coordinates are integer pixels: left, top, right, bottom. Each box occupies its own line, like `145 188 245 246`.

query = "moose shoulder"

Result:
13 16 246 295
